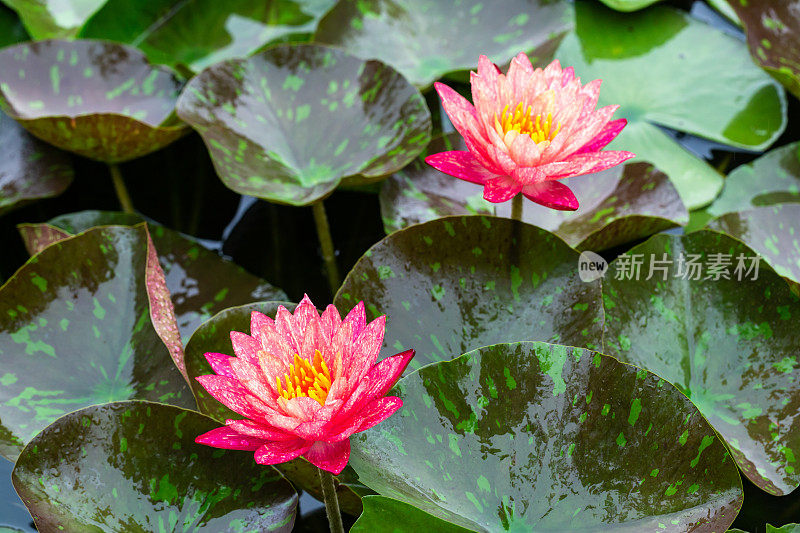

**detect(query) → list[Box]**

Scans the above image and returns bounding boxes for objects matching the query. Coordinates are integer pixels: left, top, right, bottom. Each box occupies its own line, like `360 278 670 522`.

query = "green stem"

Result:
109 163 134 214
318 468 345 533
510 194 523 222
312 200 341 295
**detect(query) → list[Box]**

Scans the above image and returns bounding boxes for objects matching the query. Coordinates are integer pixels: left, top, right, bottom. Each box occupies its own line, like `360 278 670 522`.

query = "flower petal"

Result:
226 419 296 441
364 349 415 400
250 310 274 339
522 180 579 211
230 331 261 366
254 439 311 465
547 150 637 180
342 301 366 339
195 426 265 451
574 118 627 154
434 82 487 147
303 439 351 475
320 304 342 341
293 294 320 334
205 352 235 378
346 315 386 385
483 176 521 203
355 396 404 433
425 150 501 185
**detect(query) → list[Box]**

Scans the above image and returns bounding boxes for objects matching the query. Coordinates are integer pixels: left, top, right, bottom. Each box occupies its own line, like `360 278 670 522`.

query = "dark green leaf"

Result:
351 342 743 531
556 2 786 210
12 401 297 532
0 225 194 461
0 0 106 38
351 496 472 533
176 43 431 206
0 39 188 163
335 216 604 370
314 0 573 88
597 0 663 11
604 230 800 495
768 525 800 533
0 4 28 46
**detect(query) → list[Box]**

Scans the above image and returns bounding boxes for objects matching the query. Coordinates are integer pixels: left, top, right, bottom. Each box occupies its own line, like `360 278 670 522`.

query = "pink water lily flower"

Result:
195 296 414 475
426 54 635 210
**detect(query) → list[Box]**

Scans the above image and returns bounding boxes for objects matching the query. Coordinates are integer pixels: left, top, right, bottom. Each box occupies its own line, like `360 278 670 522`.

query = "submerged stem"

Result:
318 468 345 533
312 200 341 295
510 194 523 222
108 163 134 214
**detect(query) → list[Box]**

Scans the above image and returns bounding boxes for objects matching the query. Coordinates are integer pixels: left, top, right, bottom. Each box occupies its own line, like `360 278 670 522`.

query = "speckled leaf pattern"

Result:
604 231 800 495
314 0 573 88
183 301 366 516
0 113 73 216
0 225 194 461
0 0 106 38
0 39 188 163
380 134 687 250
335 216 604 370
80 0 337 73
708 205 800 297
350 342 743 531
725 0 800 100
556 2 786 210
351 496 472 533
176 43 431 206
12 401 298 532
18 210 287 342
598 0 663 11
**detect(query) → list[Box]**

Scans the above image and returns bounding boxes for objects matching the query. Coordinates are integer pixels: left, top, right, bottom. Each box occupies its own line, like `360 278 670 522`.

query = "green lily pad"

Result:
335 216 604 370
768 526 800 533
80 0 337 74
176 43 431 206
708 205 800 296
0 0 106 38
598 0 663 11
314 0 573 88
0 224 194 461
0 39 188 163
350 341 743 531
351 496 472 533
380 134 687 251
0 4 28 46
603 230 800 495
183 301 367 516
555 2 786 210
12 401 297 532
0 112 72 215
725 0 800 100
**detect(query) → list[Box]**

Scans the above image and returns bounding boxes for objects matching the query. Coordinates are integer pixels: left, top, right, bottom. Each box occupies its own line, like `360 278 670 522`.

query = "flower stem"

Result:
510 194 523 222
108 163 134 214
318 468 345 533
312 199 341 295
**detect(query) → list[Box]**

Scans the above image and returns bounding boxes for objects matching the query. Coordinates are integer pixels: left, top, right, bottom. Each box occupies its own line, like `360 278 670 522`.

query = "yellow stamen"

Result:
496 102 561 144
274 349 333 406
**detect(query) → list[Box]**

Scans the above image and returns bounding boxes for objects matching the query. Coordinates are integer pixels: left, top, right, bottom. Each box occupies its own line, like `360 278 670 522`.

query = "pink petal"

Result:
342 301 366 339
355 396 404 432
196 426 265 451
548 150 636 180
323 320 351 381
508 134 546 167
226 419 296 441
279 395 323 422
464 135 505 175
425 151 501 185
434 82 488 147
561 66 576 87
293 294 321 333
364 350 415 399
559 104 619 156
511 166 545 186
205 352 235 378
230 356 277 401
196 375 292 428
320 304 342 340
250 310 274 338
299 314 327 361
347 315 386 383
255 317 294 367
483 176 521 203
303 439 351 475
574 118 627 154
230 331 261 366
254 439 312 465
275 305 303 354
522 180 579 211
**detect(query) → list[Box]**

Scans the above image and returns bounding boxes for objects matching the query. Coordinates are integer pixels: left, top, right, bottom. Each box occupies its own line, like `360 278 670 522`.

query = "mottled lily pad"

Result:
350 342 743 531
381 134 687 250
0 0 106 38
81 0 337 73
0 112 72 215
12 401 297 532
314 0 573 88
351 496 472 533
0 39 188 163
556 2 786 210
0 224 194 461
335 216 604 370
725 0 800 100
177 43 431 206
604 230 800 495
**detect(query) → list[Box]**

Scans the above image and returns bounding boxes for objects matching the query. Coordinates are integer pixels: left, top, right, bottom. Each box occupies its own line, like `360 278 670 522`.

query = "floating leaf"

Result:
380 134 687 250
335 216 604 370
183 301 366 515
351 496 472 533
0 225 194 461
0 112 72 215
0 0 106 38
556 2 786 210
81 0 337 73
12 401 297 532
0 4 28 46
0 39 188 163
350 342 743 531
177 43 431 206
597 0 662 11
604 230 800 495
314 0 573 88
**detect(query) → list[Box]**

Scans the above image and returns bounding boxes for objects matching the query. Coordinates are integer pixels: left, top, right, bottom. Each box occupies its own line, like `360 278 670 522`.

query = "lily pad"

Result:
0 112 72 215
176 43 431 206
598 0 663 11
0 39 188 163
350 341 743 531
0 224 194 461
12 401 297 532
80 0 337 74
314 0 573 88
351 496 472 533
0 4 27 46
603 230 800 495
0 0 106 38
335 216 604 370
380 134 687 250
725 0 800 100
555 2 786 210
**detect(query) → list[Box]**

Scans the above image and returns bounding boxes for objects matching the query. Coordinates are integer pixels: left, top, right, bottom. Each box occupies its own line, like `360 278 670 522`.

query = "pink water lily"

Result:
426 54 635 211
195 296 414 475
